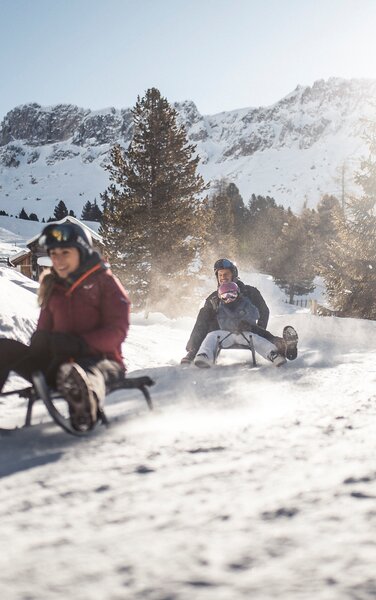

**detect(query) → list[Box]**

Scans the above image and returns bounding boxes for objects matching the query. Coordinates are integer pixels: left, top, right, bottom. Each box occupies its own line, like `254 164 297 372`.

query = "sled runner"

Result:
0 372 155 436
215 332 257 367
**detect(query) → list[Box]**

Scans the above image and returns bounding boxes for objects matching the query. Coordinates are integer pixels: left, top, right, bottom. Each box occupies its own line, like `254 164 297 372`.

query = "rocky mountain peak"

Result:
0 103 88 146
1 77 376 219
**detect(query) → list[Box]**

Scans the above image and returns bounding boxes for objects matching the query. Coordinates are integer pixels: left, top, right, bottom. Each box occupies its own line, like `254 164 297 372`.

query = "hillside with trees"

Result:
319 136 376 319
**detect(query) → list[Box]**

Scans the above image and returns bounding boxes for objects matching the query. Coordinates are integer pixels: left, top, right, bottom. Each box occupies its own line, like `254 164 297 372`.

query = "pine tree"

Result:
53 200 68 220
268 212 316 303
247 194 277 220
81 198 103 223
90 199 103 222
100 87 209 313
241 194 286 271
19 208 29 220
320 144 376 318
317 195 341 239
81 201 92 220
308 195 341 268
208 179 245 258
82 199 103 222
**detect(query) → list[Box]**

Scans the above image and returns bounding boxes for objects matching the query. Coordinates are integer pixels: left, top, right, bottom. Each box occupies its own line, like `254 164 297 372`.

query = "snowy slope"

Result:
1 77 376 220
0 262 375 599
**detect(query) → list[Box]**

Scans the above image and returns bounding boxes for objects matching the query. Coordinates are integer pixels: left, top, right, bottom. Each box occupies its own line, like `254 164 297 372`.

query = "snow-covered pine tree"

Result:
320 141 376 319
100 88 209 314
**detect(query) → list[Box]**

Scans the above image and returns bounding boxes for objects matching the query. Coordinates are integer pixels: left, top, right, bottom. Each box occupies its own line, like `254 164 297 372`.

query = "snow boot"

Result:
181 350 196 365
57 363 98 431
268 350 287 367
194 353 212 368
283 326 298 360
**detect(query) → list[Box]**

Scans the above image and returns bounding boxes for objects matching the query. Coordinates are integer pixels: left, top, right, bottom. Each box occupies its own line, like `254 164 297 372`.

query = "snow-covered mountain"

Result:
1 77 376 220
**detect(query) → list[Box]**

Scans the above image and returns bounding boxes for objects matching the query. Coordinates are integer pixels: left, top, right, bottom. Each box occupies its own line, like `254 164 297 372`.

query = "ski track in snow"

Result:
0 267 376 599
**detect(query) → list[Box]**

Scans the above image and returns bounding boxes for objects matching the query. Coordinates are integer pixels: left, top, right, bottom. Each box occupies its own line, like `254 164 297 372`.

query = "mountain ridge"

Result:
1 77 375 220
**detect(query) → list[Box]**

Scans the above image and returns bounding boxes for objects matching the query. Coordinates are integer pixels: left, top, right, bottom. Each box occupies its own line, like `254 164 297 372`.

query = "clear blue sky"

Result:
1 0 376 120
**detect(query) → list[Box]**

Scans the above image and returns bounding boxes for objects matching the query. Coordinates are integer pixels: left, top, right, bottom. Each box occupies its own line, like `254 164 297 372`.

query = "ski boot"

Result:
57 363 98 431
268 350 287 367
194 353 212 368
181 350 196 365
283 326 299 360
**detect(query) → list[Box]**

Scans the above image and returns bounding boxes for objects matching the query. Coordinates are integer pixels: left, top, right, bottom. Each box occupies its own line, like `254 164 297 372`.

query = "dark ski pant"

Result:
0 338 124 406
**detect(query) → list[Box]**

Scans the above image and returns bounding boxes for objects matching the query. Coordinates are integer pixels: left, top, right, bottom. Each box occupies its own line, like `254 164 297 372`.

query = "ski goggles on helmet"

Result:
39 224 78 248
218 281 239 303
220 291 238 303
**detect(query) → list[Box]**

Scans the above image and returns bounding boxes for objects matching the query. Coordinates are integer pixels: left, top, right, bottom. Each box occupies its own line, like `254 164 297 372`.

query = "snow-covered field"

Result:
0 249 375 600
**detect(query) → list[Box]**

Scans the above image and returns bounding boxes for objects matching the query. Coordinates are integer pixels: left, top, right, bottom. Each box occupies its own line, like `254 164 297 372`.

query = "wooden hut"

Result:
9 217 103 280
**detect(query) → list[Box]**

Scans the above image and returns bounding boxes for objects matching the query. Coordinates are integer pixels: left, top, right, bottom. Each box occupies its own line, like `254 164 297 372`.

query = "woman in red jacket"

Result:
0 222 130 431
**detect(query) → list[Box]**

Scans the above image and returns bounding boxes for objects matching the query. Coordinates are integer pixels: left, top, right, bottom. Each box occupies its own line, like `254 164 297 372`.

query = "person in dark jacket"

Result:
0 222 130 431
193 281 298 368
181 258 270 364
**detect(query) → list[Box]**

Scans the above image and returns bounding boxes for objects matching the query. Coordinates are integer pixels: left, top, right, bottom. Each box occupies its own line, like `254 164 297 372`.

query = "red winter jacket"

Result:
36 265 130 367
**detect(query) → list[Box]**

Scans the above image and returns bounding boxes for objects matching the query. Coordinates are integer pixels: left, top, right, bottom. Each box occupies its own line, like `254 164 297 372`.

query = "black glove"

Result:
30 331 87 361
49 332 88 360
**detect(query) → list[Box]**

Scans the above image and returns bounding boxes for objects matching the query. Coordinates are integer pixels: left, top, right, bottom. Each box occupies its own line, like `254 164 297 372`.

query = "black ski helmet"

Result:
38 222 93 262
213 258 238 280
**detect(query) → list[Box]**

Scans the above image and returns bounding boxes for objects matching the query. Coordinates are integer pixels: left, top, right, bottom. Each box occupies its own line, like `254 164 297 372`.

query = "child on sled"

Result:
193 281 298 368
